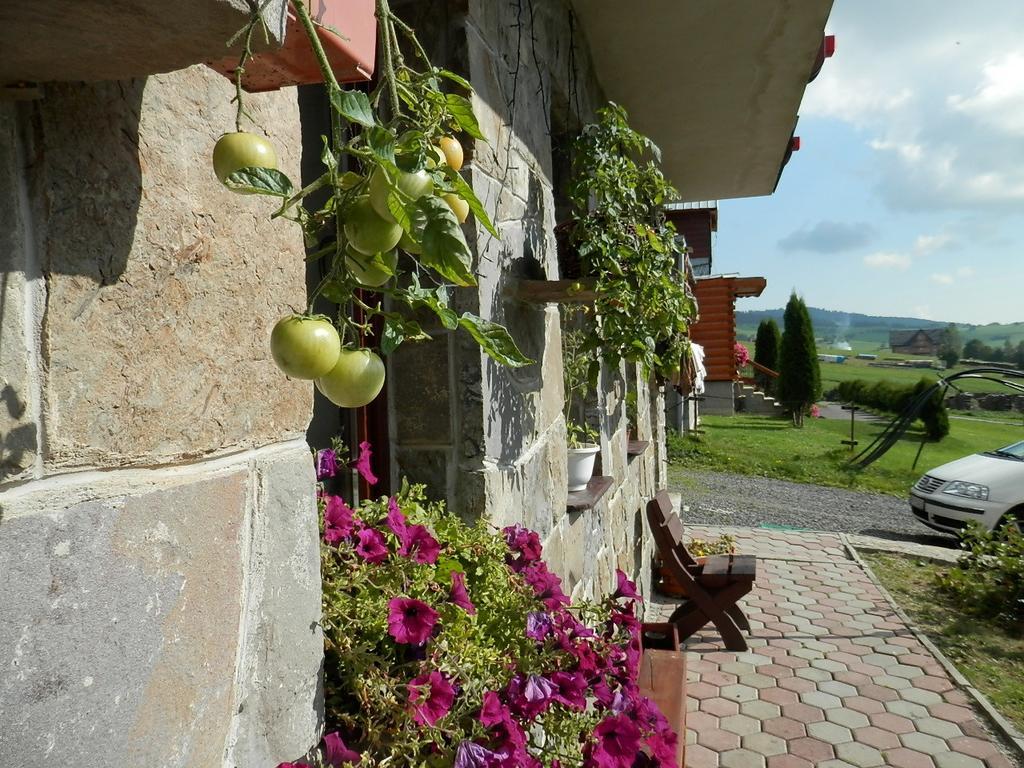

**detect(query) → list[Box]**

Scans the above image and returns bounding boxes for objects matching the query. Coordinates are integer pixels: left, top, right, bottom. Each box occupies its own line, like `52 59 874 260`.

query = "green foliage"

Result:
229 2 532 369
566 420 600 449
936 519 1024 626
561 309 597 435
939 323 962 368
777 293 821 425
753 319 781 394
837 376 950 440
567 104 696 377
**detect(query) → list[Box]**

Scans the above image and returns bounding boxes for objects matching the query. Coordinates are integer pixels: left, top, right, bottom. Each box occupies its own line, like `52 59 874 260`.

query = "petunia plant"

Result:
285 445 678 767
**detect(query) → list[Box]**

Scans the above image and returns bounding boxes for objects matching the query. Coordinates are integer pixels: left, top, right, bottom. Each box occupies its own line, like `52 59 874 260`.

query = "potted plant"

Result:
567 420 600 492
562 317 600 492
625 389 639 441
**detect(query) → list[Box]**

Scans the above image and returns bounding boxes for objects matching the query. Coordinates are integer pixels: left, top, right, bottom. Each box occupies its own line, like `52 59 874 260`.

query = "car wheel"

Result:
995 508 1024 534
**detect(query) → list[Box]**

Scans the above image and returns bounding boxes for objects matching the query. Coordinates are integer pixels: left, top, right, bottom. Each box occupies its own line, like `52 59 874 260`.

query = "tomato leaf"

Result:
444 94 486 140
364 126 396 164
225 167 295 197
458 313 534 368
444 169 499 239
320 136 337 172
435 68 472 91
402 278 458 330
417 196 476 287
330 87 376 128
381 319 405 354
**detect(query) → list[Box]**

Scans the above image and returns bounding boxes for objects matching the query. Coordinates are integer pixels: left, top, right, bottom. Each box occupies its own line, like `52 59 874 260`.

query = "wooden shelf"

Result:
627 439 651 458
566 475 614 512
510 278 599 304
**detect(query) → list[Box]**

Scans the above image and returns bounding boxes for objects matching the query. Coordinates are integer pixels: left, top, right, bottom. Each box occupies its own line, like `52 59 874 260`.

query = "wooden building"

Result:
890 329 946 356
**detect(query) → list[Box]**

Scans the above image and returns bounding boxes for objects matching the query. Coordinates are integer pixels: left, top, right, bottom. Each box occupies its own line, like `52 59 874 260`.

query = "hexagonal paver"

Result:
698 728 741 752
685 743 720 768
885 699 929 719
835 742 885 767
807 721 854 746
800 690 843 710
900 688 944 707
916 716 964 740
721 714 762 737
825 708 870 729
740 700 781 720
852 725 901 750
819 680 858 698
788 736 835 762
689 681 720 700
766 756 813 768
721 662 757 676
876 674 914 691
928 703 975 724
844 696 885 715
721 684 760 704
863 653 898 668
947 736 1001 761
742 732 787 757
884 747 937 768
869 711 916 734
720 747 767 768
703 697 741 717
932 755 986 768
795 666 832 682
816 760 858 768
760 687 799 706
900 731 950 756
763 716 806 740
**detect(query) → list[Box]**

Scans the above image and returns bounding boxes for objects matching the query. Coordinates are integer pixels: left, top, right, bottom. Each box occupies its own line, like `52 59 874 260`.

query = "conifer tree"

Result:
777 293 821 426
753 318 782 394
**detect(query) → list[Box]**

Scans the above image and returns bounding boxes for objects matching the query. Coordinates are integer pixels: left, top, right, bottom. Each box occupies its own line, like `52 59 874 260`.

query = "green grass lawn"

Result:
817 357 1016 395
670 414 1024 497
862 552 1024 733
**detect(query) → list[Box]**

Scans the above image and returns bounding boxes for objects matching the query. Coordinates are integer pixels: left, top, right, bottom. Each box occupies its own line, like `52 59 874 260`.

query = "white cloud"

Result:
914 305 934 320
913 233 956 256
948 52 1024 136
864 251 912 270
956 266 976 278
930 273 954 285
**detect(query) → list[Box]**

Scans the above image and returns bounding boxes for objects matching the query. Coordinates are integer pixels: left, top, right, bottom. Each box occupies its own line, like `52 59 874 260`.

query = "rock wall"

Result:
0 66 321 768
388 0 668 603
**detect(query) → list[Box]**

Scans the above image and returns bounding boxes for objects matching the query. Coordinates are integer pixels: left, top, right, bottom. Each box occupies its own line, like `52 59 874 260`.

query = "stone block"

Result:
1 1 288 84
227 445 322 767
392 335 452 445
0 105 37 483
0 469 249 768
36 67 310 470
396 448 449 502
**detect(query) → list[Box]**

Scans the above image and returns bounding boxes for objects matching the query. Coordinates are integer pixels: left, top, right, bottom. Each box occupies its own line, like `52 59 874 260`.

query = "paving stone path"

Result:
645 527 1021 768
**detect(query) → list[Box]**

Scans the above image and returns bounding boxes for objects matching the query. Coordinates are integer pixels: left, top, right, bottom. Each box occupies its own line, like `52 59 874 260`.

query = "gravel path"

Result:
671 468 960 549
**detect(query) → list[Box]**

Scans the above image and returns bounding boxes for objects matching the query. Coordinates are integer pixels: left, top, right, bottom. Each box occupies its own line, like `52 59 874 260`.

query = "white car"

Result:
910 440 1024 535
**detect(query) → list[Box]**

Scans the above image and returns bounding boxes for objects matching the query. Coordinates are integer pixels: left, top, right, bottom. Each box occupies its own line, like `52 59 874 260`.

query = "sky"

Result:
715 0 1024 325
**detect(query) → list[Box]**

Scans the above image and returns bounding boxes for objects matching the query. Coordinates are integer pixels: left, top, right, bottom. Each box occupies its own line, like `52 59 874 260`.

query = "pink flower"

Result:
387 597 439 645
522 562 569 609
323 731 361 765
401 524 440 565
525 611 553 641
354 527 389 563
385 496 407 540
276 763 310 768
316 448 338 480
479 692 527 756
734 342 750 368
408 670 455 726
550 670 588 710
323 495 355 545
612 569 641 601
454 741 500 768
506 673 557 720
590 715 642 768
810 404 822 418
449 571 476 614
503 524 542 561
353 441 378 486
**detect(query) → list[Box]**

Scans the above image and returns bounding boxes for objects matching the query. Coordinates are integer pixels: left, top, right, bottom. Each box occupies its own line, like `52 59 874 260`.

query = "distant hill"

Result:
736 307 1024 351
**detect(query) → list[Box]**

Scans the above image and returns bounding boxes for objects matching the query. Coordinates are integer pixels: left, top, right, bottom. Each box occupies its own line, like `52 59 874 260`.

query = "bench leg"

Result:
725 603 751 633
667 583 752 652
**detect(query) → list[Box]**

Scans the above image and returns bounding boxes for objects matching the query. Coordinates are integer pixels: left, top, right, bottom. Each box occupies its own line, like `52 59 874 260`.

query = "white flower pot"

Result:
567 444 600 492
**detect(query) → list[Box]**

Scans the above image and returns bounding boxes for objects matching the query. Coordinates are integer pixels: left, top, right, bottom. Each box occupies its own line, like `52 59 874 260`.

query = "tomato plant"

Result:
213 132 278 188
220 0 533 406
316 348 386 408
270 314 341 379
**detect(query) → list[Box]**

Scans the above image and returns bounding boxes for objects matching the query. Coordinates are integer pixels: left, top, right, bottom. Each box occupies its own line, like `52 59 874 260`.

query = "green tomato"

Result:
345 245 399 288
443 193 470 224
398 229 422 255
368 167 433 222
316 348 386 408
212 132 278 189
269 315 340 380
439 136 464 172
344 196 403 256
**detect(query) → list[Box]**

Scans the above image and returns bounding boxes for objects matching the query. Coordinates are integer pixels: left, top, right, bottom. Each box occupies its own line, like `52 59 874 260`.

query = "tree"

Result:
938 323 962 368
753 319 782 395
963 338 988 360
777 292 821 427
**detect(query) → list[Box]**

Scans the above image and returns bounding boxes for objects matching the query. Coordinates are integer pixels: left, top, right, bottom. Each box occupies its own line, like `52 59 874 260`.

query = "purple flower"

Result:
354 527 389 564
525 611 553 642
401 524 440 565
502 524 543 561
550 670 588 710
323 495 356 545
613 569 641 601
353 441 378 486
385 496 408 540
479 690 511 727
591 715 642 768
323 731 361 765
454 741 500 768
450 571 476 614
316 448 338 480
408 670 455 726
506 673 557 720
387 597 439 645
522 562 570 609
276 763 310 768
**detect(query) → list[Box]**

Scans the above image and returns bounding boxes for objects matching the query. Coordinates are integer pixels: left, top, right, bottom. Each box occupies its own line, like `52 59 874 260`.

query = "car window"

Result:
993 440 1024 459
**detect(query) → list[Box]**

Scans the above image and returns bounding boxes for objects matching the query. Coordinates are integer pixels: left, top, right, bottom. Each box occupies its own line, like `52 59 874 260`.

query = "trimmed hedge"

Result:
837 376 950 440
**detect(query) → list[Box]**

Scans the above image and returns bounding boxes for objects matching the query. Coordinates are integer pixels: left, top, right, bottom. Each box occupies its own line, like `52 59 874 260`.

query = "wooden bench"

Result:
647 489 756 651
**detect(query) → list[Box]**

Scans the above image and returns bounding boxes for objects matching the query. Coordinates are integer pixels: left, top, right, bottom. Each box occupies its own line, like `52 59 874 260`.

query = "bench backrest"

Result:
648 490 699 568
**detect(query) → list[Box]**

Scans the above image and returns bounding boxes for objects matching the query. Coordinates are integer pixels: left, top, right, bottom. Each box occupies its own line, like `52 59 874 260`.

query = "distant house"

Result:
890 329 946 355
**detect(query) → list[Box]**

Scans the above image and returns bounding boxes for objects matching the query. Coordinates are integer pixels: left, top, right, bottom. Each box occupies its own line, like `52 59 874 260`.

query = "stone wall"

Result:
0 66 321 767
388 0 668 603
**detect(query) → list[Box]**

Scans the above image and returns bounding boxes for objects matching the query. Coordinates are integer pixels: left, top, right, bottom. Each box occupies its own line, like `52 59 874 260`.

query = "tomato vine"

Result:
218 0 533 404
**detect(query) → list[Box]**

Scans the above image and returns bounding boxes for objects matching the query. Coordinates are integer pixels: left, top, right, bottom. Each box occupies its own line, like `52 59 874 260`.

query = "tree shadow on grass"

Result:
704 421 791 432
